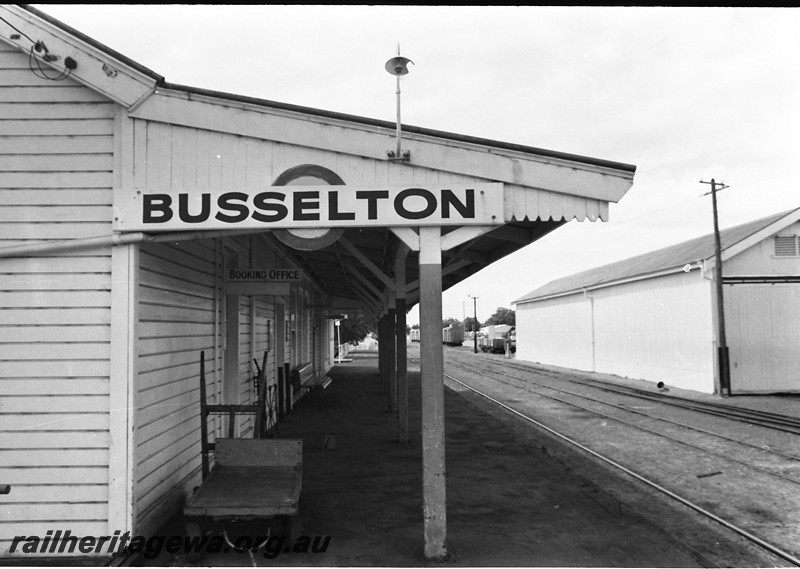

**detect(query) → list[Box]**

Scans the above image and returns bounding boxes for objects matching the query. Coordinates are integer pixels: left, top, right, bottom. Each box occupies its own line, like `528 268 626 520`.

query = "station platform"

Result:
146 348 737 567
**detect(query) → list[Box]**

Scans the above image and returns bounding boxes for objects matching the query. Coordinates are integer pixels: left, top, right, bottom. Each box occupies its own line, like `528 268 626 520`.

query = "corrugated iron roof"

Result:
514 207 800 304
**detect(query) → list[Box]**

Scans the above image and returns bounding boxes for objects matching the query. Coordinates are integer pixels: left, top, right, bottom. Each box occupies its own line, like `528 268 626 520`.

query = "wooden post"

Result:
109 240 137 534
395 248 409 444
277 367 285 421
419 226 447 560
396 297 408 442
379 314 387 392
276 302 286 415
107 111 137 537
284 363 291 412
199 352 210 480
388 306 397 412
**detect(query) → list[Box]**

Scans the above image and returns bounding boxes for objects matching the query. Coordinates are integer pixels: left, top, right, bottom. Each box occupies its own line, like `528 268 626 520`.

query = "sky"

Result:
29 5 800 325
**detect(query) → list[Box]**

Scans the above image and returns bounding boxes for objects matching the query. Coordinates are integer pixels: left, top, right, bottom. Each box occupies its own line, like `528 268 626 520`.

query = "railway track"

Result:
406 347 800 567
480 354 800 435
452 357 800 472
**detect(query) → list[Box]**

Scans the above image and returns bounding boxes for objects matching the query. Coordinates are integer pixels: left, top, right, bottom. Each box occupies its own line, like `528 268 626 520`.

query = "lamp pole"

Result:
385 46 413 161
468 295 478 353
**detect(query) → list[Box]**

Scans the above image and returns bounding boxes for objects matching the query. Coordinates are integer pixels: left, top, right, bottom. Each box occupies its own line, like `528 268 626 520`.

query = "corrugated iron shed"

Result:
514 207 800 304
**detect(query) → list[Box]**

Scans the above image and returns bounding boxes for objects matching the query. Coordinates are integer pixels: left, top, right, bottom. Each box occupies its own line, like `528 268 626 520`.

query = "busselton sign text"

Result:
113 184 504 232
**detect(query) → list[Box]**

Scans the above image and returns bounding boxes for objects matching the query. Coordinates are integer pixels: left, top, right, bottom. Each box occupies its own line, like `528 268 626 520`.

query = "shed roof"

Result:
514 207 800 304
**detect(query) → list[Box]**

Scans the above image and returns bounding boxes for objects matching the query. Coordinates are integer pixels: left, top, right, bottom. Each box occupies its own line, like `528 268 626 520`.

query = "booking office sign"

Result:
112 181 505 237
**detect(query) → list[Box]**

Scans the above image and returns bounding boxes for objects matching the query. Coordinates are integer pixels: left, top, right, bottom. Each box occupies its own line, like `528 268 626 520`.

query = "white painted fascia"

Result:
129 86 635 204
1 5 160 109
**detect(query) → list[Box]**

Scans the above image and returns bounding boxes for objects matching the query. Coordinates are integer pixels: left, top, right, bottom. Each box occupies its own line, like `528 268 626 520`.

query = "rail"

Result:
475 354 800 435
440 367 800 567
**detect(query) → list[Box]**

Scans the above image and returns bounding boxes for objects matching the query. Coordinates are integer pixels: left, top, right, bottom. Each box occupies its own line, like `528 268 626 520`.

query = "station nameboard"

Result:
113 184 504 232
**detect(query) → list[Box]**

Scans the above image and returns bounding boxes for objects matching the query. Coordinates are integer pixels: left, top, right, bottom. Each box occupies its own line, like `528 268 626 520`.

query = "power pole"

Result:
701 178 730 396
469 295 478 353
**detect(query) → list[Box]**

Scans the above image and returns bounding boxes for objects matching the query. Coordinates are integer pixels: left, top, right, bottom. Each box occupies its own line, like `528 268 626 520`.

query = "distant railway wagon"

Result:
478 325 516 353
410 328 421 342
443 323 465 346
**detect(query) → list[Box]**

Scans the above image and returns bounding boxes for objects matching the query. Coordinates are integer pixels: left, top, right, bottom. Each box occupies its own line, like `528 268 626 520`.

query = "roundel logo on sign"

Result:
272 165 346 251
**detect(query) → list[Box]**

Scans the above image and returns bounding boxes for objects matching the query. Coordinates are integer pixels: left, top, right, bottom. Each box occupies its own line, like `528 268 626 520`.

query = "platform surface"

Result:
145 348 786 567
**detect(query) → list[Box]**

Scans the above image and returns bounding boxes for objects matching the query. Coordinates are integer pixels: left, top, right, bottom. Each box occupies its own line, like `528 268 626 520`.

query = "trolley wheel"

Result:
184 521 204 562
285 514 304 542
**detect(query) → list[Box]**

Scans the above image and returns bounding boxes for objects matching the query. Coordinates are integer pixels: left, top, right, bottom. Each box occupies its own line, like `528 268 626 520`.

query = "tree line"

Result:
335 306 515 344
411 306 515 333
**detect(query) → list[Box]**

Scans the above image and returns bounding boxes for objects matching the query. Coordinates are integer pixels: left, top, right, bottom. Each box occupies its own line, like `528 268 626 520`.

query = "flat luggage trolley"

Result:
183 351 304 560
183 439 303 554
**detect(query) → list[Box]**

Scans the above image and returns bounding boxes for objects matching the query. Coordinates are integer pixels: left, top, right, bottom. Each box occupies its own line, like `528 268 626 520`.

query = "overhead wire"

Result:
535 159 800 248
0 14 35 44
536 192 709 246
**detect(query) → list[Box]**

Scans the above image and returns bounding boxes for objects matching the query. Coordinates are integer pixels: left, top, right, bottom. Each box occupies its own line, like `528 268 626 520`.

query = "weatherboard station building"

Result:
0 5 635 561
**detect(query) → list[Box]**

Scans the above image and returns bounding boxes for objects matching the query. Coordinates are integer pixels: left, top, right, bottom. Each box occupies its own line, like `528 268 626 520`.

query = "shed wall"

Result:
591 272 715 392
0 42 116 554
722 221 800 393
515 293 594 371
517 271 716 393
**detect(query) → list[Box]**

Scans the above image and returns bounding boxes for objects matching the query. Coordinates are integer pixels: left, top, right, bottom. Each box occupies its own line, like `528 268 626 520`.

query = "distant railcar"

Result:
442 323 465 346
410 328 420 342
479 325 516 353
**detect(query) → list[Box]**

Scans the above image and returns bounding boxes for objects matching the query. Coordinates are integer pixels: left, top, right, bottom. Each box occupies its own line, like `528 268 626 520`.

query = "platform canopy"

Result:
106 113 636 317
107 80 637 318
0 5 636 319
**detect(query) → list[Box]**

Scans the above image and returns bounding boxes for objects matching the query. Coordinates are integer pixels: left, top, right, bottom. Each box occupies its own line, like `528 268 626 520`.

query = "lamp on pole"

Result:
385 45 413 161
468 295 478 353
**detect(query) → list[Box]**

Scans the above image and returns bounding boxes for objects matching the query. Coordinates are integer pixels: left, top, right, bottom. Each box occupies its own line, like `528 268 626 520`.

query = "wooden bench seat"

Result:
291 362 332 405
